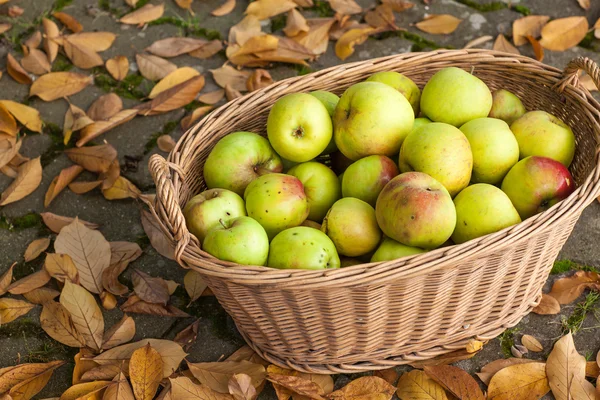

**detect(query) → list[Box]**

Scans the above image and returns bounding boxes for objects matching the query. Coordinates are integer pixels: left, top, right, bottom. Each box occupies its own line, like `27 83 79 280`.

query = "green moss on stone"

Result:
453 0 530 15
40 122 68 166
294 65 313 76
52 54 74 72
551 259 599 274
271 15 287 33
498 327 519 358
309 0 335 18
376 31 445 52
148 17 222 40
95 72 150 100
562 291 600 335
52 0 73 12
0 213 43 232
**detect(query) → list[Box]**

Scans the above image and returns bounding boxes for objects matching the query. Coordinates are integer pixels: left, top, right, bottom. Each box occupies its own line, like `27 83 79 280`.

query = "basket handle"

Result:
147 153 193 263
555 57 600 93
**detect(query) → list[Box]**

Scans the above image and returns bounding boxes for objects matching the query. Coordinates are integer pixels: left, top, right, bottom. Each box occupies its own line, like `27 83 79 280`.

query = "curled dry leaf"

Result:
40 300 86 348
532 293 561 314
526 35 544 62
335 27 376 61
170 376 234 400
30 72 93 101
211 66 251 92
329 0 362 15
81 364 123 382
65 144 118 173
189 361 266 394
174 320 200 350
365 4 398 30
7 53 32 84
184 270 208 304
63 104 94 145
0 263 15 296
145 37 209 58
225 85 242 101
423 365 485 400
396 370 447 400
0 105 17 136
41 212 99 233
21 49 51 75
103 314 136 350
60 281 104 351
23 31 42 49
229 15 262 46
45 253 79 283
189 40 223 59
130 344 163 400
0 157 42 206
0 298 35 324
0 100 43 133
229 374 256 400
512 15 550 46
548 271 600 304
141 210 175 260
415 14 462 35
487 362 549 400
54 217 111 294
102 176 141 200
120 3 165 25
45 165 84 207
101 291 118 310
466 339 484 353
198 90 225 104
136 53 177 81
77 109 138 147
539 16 588 51
24 237 51 262
100 159 121 191
121 295 190 317
42 18 59 63
521 335 543 352
135 76 205 116
157 135 176 152
181 106 214 130
60 380 113 400
63 36 105 69
546 332 587 400
246 69 273 92
373 368 399 386
106 56 129 81
284 8 309 37
131 269 170 305
53 12 83 33
329 376 394 400
245 0 297 20
23 286 61 304
104 372 135 400
7 269 51 295
149 67 200 99
87 93 123 121
213 0 236 16
0 135 20 171
0 361 65 399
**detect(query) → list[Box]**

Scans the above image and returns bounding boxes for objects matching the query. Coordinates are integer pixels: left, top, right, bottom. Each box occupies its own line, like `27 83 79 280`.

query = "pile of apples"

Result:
183 67 576 270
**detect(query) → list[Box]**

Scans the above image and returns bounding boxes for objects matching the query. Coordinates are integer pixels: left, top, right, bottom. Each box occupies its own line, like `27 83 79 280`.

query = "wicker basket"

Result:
147 50 600 374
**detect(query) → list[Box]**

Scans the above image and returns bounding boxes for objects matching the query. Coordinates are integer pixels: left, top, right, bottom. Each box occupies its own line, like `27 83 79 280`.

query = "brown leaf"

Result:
0 263 15 296
246 0 296 20
7 269 50 295
149 67 200 99
283 8 309 37
23 286 60 304
100 159 121 190
415 14 462 34
129 343 163 400
487 362 549 400
365 5 398 30
0 298 35 324
227 347 268 366
521 335 543 353
0 100 43 132
381 0 414 12
526 35 544 61
76 109 137 147
60 380 113 400
225 84 242 101
546 332 586 400
585 360 599 378
170 376 234 400
335 27 376 61
0 23 12 34
175 0 194 12
539 16 588 51
67 32 117 52
0 136 20 171
45 165 84 207
21 49 51 75
60 280 104 350
41 212 99 233
180 106 214 130
110 241 142 266
102 257 136 296
396 370 447 400
87 93 123 122
373 369 398 386
0 361 65 399
63 36 105 69
210 66 250 92
131 269 170 305
189 361 266 394
30 72 92 101
423 365 485 400
24 238 51 262
493 34 520 55
102 176 141 200
53 12 83 33
577 0 591 9
213 0 236 16
549 271 600 304
229 374 257 400
42 18 59 63
329 376 394 400
0 156 42 205
184 270 207 305
8 5 24 17
121 295 190 318
65 144 117 173
120 3 165 25
189 40 223 59
106 56 129 81
80 364 123 382
103 314 136 350
40 300 87 348
156 135 176 153
329 0 361 15
6 53 32 84
532 293 561 314
199 90 225 106
229 15 262 46
136 54 177 81
63 104 93 145
174 320 199 350
146 37 210 58
104 372 135 400
135 76 205 116
141 210 174 259
512 15 550 46
246 69 273 92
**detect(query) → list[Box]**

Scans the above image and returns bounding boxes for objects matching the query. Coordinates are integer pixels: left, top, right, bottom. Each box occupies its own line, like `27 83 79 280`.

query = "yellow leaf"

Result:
149 67 200 99
59 381 113 400
329 0 362 15
487 362 549 400
135 53 177 81
59 281 104 350
53 11 83 33
335 28 375 61
66 32 117 52
129 344 163 400
102 176 141 200
0 262 15 296
45 164 84 207
30 72 93 101
7 53 32 84
101 291 117 310
0 100 43 132
181 105 214 130
42 18 59 63
228 374 257 400
0 135 21 172
213 0 236 16
63 103 93 144
233 35 279 57
2 361 65 400
7 270 51 295
40 300 87 348
283 8 308 37
104 372 135 400
157 135 176 152
423 365 484 400
211 66 250 91
135 75 205 116
246 0 296 20
22 286 60 304
24 237 51 262
106 56 129 81
63 36 104 69
465 339 484 353
521 335 543 352
493 34 520 55
539 17 588 51
21 48 51 75
103 314 136 349
76 109 137 147
396 370 447 400
463 35 494 49
292 18 335 56
415 14 462 34
64 143 117 173
329 376 394 400
170 376 234 400
0 298 35 324
0 157 42 206
585 360 600 378
120 3 165 25
526 35 544 61
229 15 262 46
189 361 266 393
0 103 17 136
512 15 550 46
546 332 586 400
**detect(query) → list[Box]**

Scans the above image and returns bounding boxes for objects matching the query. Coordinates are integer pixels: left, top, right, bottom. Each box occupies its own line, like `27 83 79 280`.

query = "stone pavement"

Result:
0 0 599 398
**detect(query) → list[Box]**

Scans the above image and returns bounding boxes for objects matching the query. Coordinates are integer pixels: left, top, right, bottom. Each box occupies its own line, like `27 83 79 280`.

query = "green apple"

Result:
452 184 521 244
366 71 421 115
370 237 425 262
288 162 341 222
321 198 381 257
399 122 472 197
420 67 492 127
488 89 526 125
204 131 283 196
501 156 575 219
267 93 332 162
510 111 576 167
202 216 269 266
341 155 399 207
333 81 414 160
244 173 309 239
183 189 247 243
376 172 456 249
310 90 340 155
267 227 340 270
460 117 519 185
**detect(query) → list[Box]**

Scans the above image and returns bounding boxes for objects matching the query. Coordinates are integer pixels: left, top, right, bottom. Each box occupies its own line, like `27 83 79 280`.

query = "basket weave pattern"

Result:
148 50 600 373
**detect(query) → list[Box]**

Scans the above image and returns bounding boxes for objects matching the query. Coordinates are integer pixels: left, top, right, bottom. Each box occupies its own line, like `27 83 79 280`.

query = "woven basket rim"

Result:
154 49 600 286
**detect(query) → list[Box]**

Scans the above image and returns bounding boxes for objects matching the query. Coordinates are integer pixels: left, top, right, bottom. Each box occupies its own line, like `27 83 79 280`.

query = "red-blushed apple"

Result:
244 173 309 239
288 161 341 222
202 216 269 266
366 71 421 115
203 131 283 196
488 89 526 125
267 93 332 162
333 81 414 160
321 198 381 257
267 227 340 270
452 184 521 244
183 188 247 243
501 156 575 219
510 110 576 167
399 122 473 197
310 90 340 155
370 237 426 262
376 172 456 249
341 155 399 207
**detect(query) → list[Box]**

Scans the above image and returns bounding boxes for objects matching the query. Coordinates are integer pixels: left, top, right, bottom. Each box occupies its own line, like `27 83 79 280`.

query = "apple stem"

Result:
219 218 227 229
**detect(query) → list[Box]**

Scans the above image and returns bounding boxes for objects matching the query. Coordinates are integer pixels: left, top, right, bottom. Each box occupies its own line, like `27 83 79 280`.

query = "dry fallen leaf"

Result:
539 16 588 51
87 93 123 121
396 370 447 400
41 212 99 233
157 135 176 152
526 35 544 61
174 319 200 350
63 103 94 145
493 34 520 55
211 65 251 92
546 332 586 400
149 67 200 99
60 380 114 400
184 270 208 305
60 280 105 351
53 11 83 33
487 362 549 400
365 4 398 30
106 56 129 81
23 286 61 304
141 210 175 260
30 72 93 101
120 3 165 25
0 361 65 399
24 237 51 262
136 53 177 81
521 335 543 353
0 106 17 137
229 374 257 400
329 0 362 15
225 84 242 101
0 263 15 296
423 365 485 400
335 27 376 61
42 18 59 63
213 0 236 16
246 0 297 20
63 36 105 69
577 0 590 9
130 343 163 400
121 295 190 318
81 364 124 382
0 23 12 34
45 253 79 283
45 165 84 207
532 293 561 314
104 372 135 400
131 269 170 305
7 269 51 295
136 76 205 116
189 39 223 59
101 290 118 310
229 15 262 46
6 53 32 84
170 376 233 400
102 176 141 200
329 376 394 400
189 361 266 394
548 271 600 304
409 348 480 369
65 144 118 173
8 5 24 17
415 14 462 34
145 37 210 58
0 100 43 133
40 300 87 348
0 135 20 172
54 217 111 294
181 105 214 130
284 8 309 37
228 346 268 366
175 0 194 13
0 157 42 206
77 109 138 147
66 32 117 51
512 15 550 46
103 314 136 349
0 298 35 324
585 360 599 378
373 368 399 386
21 48 51 75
